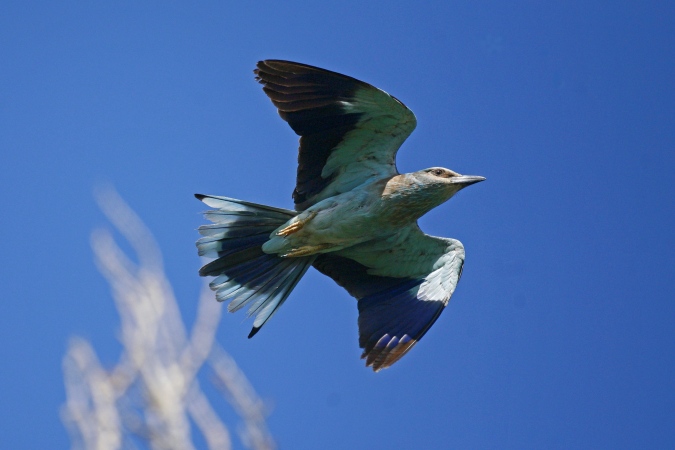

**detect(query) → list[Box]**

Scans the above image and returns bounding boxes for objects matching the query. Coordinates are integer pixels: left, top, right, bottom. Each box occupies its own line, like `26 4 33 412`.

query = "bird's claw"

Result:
276 211 317 236
282 243 334 258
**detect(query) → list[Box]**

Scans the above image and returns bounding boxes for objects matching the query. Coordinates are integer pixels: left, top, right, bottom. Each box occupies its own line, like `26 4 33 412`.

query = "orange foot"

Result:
282 243 334 258
276 211 317 237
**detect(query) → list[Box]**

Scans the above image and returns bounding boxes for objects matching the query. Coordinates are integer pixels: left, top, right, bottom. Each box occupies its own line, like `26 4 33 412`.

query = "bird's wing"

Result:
254 60 417 210
313 226 465 371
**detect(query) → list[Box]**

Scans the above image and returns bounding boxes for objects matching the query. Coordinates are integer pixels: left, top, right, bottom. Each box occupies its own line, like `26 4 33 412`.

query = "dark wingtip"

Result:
248 327 261 339
195 193 206 201
253 60 267 79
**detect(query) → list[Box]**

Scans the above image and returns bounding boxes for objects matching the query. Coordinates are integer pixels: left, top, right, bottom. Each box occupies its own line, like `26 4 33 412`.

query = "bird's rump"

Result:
254 60 417 210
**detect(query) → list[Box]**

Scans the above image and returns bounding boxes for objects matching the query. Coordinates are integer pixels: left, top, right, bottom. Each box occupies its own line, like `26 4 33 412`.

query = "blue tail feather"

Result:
196 194 314 337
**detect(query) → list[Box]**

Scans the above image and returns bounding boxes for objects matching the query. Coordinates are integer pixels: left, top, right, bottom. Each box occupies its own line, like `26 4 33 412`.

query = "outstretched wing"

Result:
313 226 466 371
254 60 417 210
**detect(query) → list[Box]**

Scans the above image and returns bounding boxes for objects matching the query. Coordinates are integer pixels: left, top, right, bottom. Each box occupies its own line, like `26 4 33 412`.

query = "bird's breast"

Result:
377 175 439 227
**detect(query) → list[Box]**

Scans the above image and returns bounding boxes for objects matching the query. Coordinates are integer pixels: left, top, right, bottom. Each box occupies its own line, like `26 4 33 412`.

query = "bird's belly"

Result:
262 190 399 256
306 196 391 244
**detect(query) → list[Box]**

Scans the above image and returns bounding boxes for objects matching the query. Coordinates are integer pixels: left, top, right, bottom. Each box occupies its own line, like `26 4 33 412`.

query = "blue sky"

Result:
2 1 674 448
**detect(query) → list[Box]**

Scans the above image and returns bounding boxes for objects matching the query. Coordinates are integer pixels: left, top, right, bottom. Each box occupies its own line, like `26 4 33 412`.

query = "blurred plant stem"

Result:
61 187 275 450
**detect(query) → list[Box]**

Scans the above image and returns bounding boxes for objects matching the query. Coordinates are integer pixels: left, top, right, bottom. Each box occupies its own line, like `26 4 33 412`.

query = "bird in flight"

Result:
196 60 484 371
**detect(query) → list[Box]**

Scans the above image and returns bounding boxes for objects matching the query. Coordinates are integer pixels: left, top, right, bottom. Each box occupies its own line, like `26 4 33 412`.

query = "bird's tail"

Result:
195 194 315 337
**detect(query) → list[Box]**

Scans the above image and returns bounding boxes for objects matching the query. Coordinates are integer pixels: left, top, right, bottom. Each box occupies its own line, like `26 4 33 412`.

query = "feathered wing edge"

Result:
313 254 441 371
254 60 417 210
196 194 315 337
314 230 465 372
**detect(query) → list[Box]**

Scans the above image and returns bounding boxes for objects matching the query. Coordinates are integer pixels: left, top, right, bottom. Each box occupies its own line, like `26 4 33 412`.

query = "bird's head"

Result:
380 168 485 223
411 167 485 204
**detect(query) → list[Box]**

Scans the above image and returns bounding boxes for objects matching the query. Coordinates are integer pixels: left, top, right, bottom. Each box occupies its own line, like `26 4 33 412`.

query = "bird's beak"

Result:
451 175 486 187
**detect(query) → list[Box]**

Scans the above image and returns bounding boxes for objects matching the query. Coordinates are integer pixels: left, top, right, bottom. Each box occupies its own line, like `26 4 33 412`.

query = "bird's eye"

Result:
432 169 444 176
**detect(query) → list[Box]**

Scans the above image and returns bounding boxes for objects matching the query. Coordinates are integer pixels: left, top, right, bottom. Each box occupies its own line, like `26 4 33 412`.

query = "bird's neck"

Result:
377 174 447 226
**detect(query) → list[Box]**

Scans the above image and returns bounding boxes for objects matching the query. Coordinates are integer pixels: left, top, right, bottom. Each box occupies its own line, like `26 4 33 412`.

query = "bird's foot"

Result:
282 243 334 258
276 211 317 237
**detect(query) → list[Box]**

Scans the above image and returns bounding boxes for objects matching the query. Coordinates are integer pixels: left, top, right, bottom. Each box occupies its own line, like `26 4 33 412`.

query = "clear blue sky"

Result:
2 1 674 448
